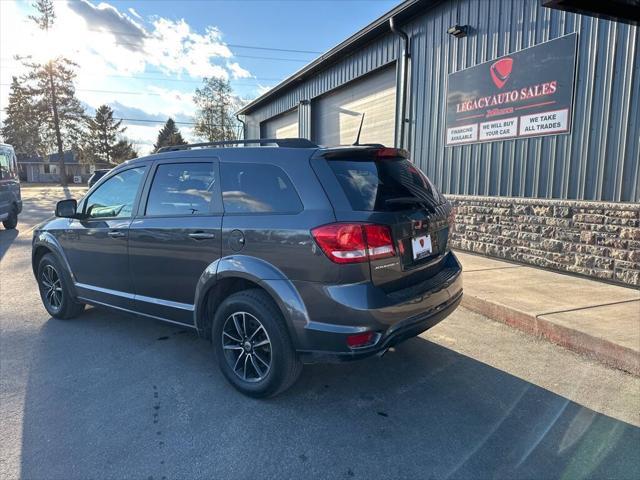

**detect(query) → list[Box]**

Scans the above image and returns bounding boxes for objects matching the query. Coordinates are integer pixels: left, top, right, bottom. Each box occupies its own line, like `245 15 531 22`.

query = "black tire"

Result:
212 289 302 398
2 207 17 229
37 253 85 319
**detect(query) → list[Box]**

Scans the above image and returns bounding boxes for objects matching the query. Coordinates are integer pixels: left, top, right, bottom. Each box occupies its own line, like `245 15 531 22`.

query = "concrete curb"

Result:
461 294 640 376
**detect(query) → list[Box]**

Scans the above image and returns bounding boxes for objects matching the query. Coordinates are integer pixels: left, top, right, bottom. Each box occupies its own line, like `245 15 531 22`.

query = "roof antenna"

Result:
352 113 365 146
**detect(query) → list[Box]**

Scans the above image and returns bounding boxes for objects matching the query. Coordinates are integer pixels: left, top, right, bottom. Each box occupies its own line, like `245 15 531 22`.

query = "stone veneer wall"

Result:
447 195 640 287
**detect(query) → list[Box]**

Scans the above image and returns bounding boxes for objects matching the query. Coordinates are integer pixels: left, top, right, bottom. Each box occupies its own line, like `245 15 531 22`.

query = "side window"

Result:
146 162 216 216
85 167 146 219
0 153 9 180
220 163 303 214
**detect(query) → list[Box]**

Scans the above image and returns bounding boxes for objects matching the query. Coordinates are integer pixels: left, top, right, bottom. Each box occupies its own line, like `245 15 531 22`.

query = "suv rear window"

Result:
328 158 442 211
221 162 303 214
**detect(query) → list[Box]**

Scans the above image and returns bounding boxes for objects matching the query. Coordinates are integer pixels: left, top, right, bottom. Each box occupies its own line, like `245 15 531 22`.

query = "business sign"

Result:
445 33 577 146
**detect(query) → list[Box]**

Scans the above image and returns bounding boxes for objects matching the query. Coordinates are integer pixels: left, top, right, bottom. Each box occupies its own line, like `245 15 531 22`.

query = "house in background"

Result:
17 151 107 183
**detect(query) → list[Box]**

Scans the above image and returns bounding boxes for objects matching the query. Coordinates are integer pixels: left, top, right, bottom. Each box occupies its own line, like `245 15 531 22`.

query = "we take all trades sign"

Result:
445 33 577 146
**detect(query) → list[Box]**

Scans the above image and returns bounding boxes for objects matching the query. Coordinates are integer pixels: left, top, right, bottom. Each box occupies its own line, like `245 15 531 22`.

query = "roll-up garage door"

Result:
260 109 299 138
313 65 396 147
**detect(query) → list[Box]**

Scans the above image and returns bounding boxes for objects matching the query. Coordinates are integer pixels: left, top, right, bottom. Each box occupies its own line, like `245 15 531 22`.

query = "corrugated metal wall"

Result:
299 101 312 139
244 0 639 203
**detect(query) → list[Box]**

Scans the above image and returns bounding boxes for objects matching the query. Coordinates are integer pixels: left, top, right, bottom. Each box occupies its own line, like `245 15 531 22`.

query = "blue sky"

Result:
114 0 397 97
0 0 398 152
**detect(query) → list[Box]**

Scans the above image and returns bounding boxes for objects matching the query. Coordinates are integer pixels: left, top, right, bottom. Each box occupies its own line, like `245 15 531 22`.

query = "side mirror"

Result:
55 199 78 218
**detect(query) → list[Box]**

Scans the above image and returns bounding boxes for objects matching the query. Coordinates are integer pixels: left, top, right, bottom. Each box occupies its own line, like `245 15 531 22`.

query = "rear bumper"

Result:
294 251 463 362
300 290 462 362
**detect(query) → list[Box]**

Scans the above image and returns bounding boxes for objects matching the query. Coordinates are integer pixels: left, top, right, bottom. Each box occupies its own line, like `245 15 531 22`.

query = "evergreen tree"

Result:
86 105 124 164
28 0 55 29
193 77 238 142
24 0 86 185
1 77 42 157
111 139 138 163
153 118 187 152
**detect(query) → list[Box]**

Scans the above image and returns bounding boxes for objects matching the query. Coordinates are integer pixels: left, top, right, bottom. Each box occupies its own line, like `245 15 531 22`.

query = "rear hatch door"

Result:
311 148 452 292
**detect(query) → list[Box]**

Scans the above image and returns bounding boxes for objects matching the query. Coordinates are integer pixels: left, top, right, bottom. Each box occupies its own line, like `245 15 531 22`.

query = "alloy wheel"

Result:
221 311 272 382
41 264 63 311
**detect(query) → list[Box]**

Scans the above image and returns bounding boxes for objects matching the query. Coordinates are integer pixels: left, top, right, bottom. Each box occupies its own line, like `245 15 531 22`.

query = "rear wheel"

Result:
212 289 302 398
2 206 17 229
37 253 85 319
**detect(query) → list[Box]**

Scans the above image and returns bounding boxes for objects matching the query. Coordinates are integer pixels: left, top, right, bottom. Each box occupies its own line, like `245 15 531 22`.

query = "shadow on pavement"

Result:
0 228 19 261
19 307 640 479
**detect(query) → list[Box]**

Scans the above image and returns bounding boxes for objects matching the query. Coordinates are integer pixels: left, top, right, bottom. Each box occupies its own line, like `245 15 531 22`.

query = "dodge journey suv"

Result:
32 139 463 397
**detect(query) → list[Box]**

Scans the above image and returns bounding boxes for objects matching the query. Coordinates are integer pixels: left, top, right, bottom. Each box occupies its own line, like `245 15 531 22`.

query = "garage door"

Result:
313 66 396 147
261 109 299 139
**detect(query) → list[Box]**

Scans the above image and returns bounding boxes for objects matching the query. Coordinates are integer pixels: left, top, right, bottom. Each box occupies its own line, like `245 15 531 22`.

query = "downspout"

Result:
236 114 247 140
390 17 410 149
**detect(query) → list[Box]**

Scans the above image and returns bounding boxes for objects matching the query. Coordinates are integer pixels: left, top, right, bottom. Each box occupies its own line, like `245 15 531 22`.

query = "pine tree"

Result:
23 0 86 185
193 77 238 142
86 105 124 164
153 118 187 152
28 0 55 30
112 139 138 163
1 77 42 157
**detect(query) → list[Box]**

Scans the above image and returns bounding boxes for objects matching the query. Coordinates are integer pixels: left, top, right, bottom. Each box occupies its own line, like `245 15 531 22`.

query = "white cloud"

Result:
128 7 143 21
143 19 232 79
67 0 148 51
256 83 275 95
228 62 251 79
0 0 254 154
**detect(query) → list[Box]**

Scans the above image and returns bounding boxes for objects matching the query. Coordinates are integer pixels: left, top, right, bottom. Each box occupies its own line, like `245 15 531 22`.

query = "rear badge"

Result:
412 234 433 260
374 261 399 270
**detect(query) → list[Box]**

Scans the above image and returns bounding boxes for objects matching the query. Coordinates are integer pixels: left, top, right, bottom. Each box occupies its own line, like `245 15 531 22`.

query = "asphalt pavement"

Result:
1 186 639 480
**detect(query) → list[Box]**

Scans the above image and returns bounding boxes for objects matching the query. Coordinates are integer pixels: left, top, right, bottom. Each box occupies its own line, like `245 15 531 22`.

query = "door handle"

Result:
188 232 215 240
108 230 127 238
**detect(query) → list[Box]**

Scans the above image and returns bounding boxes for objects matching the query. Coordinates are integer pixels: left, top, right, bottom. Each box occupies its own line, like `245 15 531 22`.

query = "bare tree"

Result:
193 77 239 142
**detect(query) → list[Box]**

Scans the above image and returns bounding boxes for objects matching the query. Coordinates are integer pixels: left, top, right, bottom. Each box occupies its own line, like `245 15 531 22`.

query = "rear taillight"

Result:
311 223 396 264
364 224 395 260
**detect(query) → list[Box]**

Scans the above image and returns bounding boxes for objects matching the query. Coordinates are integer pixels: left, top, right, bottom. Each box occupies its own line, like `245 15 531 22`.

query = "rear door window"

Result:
146 162 216 216
220 162 302 214
328 158 443 212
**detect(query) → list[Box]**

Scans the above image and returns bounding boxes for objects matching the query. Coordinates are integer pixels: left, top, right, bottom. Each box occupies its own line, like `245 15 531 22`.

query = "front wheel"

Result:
212 289 302 398
37 253 85 319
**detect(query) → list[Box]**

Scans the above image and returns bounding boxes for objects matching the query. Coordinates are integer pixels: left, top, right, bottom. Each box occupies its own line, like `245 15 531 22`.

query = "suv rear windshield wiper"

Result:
384 196 436 212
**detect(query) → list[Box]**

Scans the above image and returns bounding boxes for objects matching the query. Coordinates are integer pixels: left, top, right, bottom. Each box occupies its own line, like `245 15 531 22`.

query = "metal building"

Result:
238 0 640 286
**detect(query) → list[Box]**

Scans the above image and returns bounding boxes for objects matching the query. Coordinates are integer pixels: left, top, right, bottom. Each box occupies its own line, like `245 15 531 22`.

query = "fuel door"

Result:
229 229 245 251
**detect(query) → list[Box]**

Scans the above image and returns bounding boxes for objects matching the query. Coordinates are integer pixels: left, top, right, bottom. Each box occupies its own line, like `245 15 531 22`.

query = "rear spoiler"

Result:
316 146 410 160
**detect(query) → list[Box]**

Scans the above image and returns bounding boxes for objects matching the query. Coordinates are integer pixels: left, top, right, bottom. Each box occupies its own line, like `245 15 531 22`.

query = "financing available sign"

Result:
445 33 578 146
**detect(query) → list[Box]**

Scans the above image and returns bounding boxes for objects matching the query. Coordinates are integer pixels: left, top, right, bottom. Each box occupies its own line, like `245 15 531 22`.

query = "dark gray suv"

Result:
32 139 462 397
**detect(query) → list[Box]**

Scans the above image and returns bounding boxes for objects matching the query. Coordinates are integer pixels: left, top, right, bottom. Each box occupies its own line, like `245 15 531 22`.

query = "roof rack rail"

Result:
157 138 318 153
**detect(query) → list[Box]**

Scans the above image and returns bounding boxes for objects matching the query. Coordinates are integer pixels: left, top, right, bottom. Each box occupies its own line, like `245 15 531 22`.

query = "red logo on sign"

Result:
419 239 424 247
490 57 513 89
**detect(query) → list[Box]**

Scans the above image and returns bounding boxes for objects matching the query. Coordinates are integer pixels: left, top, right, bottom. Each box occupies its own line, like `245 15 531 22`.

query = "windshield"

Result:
328 157 444 211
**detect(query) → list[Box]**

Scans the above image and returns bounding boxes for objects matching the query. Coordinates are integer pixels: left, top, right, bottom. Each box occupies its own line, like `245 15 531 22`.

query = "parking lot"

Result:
1 186 639 479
